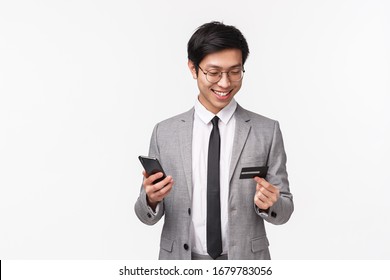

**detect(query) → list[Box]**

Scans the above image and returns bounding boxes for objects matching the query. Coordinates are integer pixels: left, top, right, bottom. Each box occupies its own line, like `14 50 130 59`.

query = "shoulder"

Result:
156 107 194 128
236 104 278 128
150 108 194 140
236 104 284 143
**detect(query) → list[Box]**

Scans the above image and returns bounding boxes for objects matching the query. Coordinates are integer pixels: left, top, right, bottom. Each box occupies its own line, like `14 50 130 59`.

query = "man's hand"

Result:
253 177 280 211
142 170 174 211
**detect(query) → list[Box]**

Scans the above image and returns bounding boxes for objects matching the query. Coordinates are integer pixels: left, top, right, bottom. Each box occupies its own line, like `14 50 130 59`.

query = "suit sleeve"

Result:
256 121 294 225
134 123 165 225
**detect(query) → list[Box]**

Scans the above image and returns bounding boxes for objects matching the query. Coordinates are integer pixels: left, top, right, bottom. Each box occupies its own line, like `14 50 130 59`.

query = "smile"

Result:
212 90 232 97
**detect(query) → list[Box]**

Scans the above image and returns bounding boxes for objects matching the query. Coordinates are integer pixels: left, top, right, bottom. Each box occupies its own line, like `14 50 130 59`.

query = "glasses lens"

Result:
206 71 221 83
228 69 244 81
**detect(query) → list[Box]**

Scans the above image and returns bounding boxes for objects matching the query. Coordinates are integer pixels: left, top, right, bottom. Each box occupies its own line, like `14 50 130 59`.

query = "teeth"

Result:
214 90 229 96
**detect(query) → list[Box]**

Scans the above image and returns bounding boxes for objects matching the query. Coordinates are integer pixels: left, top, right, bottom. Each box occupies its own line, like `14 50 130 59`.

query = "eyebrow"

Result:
204 63 242 69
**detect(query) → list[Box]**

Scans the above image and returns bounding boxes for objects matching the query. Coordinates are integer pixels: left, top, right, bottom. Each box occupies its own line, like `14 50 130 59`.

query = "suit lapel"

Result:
229 105 251 182
178 108 195 201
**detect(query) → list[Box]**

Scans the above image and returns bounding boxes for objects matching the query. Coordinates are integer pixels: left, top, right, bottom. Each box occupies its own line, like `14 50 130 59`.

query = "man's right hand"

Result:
142 170 174 211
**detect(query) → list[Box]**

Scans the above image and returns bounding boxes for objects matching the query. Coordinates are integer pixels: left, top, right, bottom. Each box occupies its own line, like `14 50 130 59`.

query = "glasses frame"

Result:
197 65 245 83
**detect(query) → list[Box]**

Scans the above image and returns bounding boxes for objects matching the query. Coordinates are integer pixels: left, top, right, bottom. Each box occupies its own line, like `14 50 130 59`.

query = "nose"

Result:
217 72 231 88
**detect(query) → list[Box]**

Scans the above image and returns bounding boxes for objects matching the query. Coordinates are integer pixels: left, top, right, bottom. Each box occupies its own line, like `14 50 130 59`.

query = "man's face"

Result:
188 49 243 114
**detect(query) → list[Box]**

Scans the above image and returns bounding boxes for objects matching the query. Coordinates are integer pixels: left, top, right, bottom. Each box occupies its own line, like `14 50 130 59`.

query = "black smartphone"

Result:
138 156 167 184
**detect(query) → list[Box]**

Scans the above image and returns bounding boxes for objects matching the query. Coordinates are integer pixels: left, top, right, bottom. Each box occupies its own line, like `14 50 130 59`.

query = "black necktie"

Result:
207 116 222 259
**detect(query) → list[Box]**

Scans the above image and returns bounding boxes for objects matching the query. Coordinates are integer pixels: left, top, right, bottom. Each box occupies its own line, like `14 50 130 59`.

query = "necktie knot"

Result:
211 116 219 127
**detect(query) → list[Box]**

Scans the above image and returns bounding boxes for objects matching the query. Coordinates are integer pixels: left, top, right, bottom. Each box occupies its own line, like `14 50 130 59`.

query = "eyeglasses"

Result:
198 65 245 83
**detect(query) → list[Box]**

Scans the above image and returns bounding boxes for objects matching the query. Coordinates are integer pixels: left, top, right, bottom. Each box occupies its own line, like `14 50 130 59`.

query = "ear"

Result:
188 60 197 79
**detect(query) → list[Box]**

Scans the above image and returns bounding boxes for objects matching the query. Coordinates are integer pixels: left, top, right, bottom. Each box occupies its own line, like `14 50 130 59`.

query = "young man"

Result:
135 21 293 260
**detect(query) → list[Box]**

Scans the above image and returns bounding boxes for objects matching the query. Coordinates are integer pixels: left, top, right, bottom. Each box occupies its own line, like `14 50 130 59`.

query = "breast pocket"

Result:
240 156 267 167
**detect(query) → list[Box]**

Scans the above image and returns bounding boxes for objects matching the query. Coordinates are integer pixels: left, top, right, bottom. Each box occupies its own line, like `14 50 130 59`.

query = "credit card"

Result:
239 166 269 179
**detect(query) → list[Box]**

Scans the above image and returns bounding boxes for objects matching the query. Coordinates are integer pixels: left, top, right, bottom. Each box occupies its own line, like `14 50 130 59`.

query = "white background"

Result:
1 0 389 259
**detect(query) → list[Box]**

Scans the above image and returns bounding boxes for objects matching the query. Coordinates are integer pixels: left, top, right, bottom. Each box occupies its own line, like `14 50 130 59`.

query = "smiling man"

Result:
135 21 294 260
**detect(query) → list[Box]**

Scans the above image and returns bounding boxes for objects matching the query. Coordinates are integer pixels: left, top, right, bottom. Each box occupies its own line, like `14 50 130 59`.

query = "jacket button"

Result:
188 208 191 215
147 213 152 218
271 211 277 218
183 244 189 250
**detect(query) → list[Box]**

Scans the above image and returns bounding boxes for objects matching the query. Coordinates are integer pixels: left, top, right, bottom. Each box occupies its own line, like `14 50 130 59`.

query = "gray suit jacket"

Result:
134 104 293 259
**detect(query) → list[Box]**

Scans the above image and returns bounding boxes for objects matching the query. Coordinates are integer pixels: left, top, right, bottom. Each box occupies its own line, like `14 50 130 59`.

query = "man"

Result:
135 21 293 260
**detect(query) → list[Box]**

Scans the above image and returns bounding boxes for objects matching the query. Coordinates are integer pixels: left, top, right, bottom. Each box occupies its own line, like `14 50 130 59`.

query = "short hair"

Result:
187 21 249 72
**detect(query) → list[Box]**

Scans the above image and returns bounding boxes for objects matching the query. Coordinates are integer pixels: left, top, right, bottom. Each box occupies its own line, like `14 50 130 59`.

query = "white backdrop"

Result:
1 0 389 259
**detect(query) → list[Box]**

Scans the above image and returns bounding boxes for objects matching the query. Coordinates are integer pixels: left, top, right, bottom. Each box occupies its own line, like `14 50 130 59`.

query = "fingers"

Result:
147 180 174 205
253 177 280 210
254 176 271 190
143 171 174 205
143 171 164 185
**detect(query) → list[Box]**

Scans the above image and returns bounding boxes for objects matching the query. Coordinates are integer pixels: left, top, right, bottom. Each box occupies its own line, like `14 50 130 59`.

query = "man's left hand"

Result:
253 177 280 211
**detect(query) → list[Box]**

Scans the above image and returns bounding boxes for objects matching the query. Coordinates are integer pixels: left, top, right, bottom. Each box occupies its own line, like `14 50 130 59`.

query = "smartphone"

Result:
138 155 167 184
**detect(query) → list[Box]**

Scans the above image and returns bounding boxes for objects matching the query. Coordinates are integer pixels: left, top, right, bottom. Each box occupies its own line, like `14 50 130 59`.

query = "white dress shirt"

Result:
191 97 237 255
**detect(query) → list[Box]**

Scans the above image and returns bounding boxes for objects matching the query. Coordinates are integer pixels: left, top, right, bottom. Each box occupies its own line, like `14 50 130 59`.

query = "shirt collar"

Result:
194 97 237 125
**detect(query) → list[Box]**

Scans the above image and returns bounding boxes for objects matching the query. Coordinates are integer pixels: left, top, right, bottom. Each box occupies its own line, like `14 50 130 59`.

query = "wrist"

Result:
146 196 159 211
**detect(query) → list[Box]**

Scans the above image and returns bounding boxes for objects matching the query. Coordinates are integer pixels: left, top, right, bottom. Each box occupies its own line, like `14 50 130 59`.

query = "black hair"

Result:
187 21 249 73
